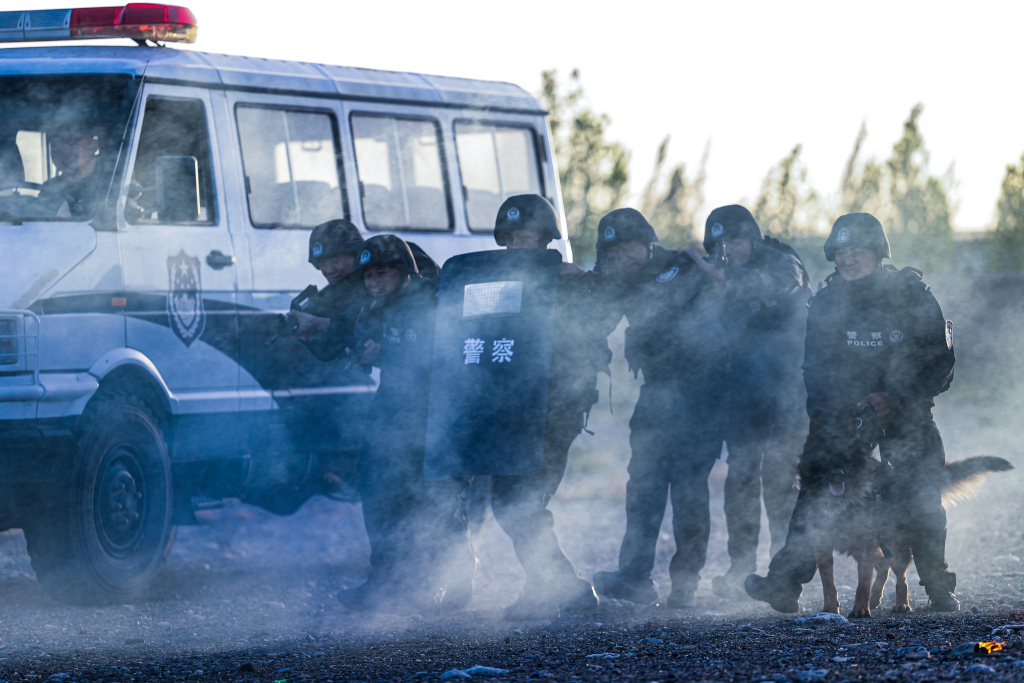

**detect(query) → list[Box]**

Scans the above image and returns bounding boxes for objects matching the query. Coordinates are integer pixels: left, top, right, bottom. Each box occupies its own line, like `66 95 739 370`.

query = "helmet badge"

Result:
359 249 371 265
604 226 616 241
507 206 520 221
711 222 724 238
837 227 850 244
312 242 323 258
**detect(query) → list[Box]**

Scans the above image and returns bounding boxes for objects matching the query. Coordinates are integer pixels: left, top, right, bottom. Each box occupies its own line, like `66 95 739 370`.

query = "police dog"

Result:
798 423 881 618
800 420 1013 618
869 455 1014 613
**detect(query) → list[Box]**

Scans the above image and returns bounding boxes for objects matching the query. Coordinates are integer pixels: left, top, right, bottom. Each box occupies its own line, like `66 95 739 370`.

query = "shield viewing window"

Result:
462 281 523 318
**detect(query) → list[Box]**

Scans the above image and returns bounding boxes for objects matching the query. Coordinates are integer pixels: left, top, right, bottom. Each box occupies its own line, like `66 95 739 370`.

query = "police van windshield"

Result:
0 75 137 222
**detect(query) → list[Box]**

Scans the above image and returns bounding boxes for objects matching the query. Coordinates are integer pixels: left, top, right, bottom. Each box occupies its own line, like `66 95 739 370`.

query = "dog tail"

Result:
940 455 1014 507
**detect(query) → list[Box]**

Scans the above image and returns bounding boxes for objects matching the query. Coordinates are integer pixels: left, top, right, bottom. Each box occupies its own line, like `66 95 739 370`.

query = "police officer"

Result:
489 194 605 619
290 218 369 360
338 235 475 615
38 124 105 218
592 208 728 609
251 219 369 507
677 205 810 599
745 213 959 612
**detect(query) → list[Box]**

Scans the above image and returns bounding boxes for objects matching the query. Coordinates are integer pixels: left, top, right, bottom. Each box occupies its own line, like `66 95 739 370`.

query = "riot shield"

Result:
424 249 560 480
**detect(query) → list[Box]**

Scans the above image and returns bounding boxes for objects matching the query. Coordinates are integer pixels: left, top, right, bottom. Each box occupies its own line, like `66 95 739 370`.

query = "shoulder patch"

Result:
656 266 679 282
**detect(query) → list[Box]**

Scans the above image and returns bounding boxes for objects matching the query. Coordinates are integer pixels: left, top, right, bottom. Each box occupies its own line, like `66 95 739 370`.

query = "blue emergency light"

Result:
0 4 197 44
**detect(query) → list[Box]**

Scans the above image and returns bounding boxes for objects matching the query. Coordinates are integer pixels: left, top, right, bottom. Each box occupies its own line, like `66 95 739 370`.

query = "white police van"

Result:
0 4 569 604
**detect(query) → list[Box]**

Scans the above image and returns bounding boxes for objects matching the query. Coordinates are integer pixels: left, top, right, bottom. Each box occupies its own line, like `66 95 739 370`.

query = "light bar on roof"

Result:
0 4 197 44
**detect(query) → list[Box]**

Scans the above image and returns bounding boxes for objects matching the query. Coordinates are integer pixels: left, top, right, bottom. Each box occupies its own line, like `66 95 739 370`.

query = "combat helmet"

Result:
823 213 890 262
309 219 364 266
703 205 764 253
595 208 659 252
355 234 419 276
493 194 561 246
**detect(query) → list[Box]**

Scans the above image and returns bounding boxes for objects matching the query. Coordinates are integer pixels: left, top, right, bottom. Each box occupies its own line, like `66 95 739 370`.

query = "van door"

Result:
226 96 374 457
117 86 241 435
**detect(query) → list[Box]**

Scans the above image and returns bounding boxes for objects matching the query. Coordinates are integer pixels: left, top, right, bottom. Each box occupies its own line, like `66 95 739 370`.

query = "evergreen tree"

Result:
539 69 629 266
839 123 884 215
838 105 955 269
752 144 825 239
638 136 708 247
988 154 1024 271
885 104 955 267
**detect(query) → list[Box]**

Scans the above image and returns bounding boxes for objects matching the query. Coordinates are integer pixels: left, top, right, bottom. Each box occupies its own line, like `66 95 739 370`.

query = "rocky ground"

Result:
1 367 1022 682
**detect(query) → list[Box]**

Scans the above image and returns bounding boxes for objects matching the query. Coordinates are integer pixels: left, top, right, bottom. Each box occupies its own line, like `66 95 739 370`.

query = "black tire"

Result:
24 390 174 605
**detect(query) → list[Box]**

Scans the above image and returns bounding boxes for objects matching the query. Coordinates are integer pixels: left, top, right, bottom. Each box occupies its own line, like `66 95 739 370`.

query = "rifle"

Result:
343 305 374 373
713 238 728 269
264 284 318 348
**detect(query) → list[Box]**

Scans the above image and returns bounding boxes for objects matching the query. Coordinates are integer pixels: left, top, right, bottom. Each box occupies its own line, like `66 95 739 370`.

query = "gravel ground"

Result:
1 361 1022 682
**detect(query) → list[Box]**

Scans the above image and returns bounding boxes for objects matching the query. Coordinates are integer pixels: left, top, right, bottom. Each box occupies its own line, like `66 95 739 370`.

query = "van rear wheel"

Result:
24 390 174 605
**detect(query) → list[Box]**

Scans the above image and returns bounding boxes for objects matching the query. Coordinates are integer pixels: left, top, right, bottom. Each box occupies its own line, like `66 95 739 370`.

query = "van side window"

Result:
236 106 345 228
455 123 543 232
126 97 215 225
351 114 451 231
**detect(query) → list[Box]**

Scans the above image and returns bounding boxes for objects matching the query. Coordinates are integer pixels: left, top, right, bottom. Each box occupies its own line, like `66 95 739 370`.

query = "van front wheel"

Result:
24 390 174 605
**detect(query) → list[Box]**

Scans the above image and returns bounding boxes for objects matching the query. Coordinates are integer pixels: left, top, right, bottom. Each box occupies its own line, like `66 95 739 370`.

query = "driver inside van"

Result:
38 126 105 218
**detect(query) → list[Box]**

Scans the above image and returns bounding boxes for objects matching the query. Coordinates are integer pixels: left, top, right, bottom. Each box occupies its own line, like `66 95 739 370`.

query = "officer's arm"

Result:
586 271 629 339
560 274 614 374
723 252 804 302
886 288 954 407
622 287 660 378
802 295 836 422
306 299 364 362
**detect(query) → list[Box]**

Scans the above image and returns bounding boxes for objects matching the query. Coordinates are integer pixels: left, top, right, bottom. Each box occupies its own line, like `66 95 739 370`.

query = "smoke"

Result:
1 241 1022 671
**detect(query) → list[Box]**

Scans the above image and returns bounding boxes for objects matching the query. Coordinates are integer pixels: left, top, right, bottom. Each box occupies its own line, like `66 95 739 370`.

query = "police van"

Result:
0 4 569 604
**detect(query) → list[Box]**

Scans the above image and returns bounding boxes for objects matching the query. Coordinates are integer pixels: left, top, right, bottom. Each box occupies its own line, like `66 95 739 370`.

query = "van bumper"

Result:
0 371 99 416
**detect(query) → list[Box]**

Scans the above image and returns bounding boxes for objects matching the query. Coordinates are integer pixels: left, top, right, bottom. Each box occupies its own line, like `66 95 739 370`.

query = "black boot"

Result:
928 592 960 612
745 574 799 613
712 563 754 600
592 570 658 604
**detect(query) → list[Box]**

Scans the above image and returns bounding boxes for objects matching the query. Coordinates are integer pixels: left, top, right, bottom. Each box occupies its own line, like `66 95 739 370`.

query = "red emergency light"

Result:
0 4 197 44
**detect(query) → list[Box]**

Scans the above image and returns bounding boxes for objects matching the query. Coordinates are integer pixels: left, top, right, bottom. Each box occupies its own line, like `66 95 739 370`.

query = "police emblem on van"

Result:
889 329 904 343
167 250 206 348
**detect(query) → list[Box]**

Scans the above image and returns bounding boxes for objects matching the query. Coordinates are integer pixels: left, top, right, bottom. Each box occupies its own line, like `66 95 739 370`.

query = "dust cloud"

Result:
0 252 1021 670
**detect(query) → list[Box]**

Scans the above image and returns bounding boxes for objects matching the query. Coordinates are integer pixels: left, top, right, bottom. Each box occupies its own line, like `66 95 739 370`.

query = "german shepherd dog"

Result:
869 455 1014 613
799 413 1013 618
